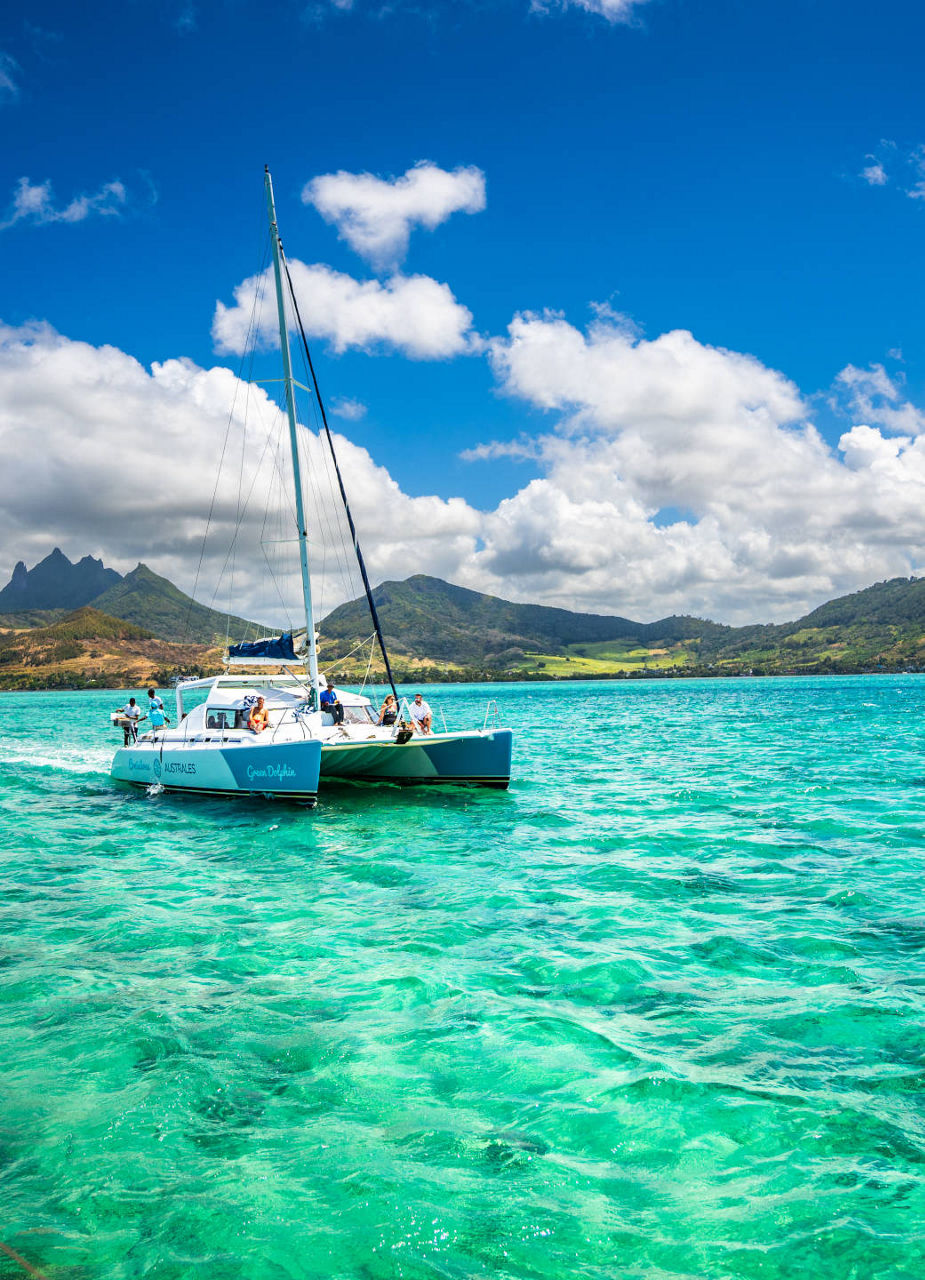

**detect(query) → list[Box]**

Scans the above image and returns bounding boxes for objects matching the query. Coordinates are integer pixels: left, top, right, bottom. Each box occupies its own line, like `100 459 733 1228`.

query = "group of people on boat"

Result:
319 682 433 734
119 683 434 746
118 688 169 745
375 691 433 733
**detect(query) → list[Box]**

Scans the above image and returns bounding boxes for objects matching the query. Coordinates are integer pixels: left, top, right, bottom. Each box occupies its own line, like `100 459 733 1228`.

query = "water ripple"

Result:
1 676 925 1278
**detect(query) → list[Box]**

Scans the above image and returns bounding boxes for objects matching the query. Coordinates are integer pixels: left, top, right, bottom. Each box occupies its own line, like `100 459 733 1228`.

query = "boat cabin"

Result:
174 673 377 733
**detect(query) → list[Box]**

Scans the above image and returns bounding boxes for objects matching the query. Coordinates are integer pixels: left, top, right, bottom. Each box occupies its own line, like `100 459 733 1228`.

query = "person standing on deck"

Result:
147 687 169 736
122 697 143 745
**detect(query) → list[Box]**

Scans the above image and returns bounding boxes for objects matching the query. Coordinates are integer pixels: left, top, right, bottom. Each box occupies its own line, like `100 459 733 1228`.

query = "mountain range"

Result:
317 573 925 677
1 549 923 688
0 549 262 646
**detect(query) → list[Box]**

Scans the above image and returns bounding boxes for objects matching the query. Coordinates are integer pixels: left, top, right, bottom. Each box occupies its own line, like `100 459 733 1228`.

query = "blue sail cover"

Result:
227 632 298 662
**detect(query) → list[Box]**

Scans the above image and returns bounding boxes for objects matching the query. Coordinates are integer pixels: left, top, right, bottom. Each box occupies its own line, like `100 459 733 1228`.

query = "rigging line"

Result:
264 393 299 528
327 631 378 670
283 348 355 627
257 404 299 634
358 633 377 696
207 412 280 618
295 329 366 609
226 267 270 646
296 355 350 601
281 253 400 705
302 379 365 626
185 225 272 644
228 326 253 645
299 410 351 627
286 265 375 623
256 418 292 626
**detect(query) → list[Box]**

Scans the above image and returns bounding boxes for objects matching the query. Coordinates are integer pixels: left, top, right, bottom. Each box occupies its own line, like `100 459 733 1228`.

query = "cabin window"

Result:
205 709 240 731
343 706 376 725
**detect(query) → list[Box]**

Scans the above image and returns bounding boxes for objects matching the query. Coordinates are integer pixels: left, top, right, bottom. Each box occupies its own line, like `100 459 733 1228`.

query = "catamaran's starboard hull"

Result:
319 729 512 788
111 739 322 804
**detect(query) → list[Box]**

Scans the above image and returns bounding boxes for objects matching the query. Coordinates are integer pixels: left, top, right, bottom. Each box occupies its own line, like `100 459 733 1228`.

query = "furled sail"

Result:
227 632 298 662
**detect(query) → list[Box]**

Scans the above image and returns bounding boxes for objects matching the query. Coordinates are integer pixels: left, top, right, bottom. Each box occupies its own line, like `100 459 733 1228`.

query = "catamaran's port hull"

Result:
319 729 512 788
110 738 322 803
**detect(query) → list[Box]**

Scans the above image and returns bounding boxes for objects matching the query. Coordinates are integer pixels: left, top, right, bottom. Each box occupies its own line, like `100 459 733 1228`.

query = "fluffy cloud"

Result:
3 316 925 631
212 260 479 360
858 141 925 201
329 397 367 421
861 161 888 187
470 312 925 621
0 321 482 630
0 176 127 231
303 162 486 269
835 363 925 435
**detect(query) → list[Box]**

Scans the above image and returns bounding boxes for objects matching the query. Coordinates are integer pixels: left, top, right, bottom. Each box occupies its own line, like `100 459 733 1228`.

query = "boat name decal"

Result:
129 757 150 773
163 761 197 775
246 762 296 783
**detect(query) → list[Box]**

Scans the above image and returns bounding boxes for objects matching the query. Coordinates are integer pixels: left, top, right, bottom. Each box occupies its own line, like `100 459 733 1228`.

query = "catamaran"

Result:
110 169 512 801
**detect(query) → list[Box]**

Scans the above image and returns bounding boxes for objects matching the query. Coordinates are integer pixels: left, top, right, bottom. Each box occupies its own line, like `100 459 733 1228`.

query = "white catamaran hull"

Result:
111 737 322 803
319 729 512 788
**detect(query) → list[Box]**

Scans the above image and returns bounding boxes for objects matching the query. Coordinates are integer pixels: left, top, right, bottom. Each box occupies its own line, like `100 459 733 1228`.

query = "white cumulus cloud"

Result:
0 176 127 231
212 260 480 360
3 316 925 630
0 321 481 627
470 311 925 621
303 162 486 269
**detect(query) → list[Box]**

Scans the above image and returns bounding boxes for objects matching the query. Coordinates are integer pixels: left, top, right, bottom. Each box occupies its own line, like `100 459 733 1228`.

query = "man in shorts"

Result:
410 692 432 734
122 697 143 745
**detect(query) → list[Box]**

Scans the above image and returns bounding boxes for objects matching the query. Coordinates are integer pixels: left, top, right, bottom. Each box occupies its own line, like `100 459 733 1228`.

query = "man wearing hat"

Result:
320 679 344 725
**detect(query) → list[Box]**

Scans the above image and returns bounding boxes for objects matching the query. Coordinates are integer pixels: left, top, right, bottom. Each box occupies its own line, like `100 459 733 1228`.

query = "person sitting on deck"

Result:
409 693 433 735
247 696 270 734
378 694 398 726
320 681 344 725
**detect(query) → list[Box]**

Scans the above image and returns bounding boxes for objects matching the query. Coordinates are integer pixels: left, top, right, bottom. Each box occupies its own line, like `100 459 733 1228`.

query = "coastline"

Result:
1 663 922 694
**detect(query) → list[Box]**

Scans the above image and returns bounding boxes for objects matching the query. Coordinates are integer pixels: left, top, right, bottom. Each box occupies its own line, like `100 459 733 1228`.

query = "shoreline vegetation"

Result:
1 551 924 691
2 669 923 694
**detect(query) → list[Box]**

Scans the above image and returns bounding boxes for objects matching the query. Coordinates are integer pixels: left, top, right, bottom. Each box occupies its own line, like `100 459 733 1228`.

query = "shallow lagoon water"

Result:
0 675 923 1279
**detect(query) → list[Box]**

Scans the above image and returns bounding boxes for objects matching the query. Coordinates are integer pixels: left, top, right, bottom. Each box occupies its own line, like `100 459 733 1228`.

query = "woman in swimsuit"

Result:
248 696 270 734
378 694 398 726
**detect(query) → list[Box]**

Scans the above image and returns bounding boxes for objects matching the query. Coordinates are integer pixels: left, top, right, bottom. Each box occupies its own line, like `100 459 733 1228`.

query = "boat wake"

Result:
0 745 111 778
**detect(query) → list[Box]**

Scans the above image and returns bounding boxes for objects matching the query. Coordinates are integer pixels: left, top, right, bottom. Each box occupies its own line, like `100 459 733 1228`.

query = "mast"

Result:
281 257 401 708
264 166 320 705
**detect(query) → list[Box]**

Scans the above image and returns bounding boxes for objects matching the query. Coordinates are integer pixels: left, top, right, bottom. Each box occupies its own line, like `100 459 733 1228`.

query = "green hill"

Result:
0 552 269 648
0 608 68 630
4 554 924 686
319 573 925 678
320 574 727 669
0 604 220 690
91 564 266 646
0 607 152 669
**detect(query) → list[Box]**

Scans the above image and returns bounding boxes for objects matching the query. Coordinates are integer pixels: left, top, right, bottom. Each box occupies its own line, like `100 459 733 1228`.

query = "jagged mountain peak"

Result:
0 549 123 613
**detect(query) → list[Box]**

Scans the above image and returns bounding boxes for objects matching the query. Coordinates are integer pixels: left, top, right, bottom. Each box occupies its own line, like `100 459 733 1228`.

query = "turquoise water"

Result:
1 675 924 1279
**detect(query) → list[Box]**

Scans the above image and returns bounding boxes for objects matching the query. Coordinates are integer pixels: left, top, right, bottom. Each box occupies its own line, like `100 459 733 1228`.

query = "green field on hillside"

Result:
512 640 693 676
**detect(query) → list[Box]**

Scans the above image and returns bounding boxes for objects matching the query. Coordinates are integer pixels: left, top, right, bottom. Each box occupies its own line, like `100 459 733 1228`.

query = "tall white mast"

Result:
264 167 320 702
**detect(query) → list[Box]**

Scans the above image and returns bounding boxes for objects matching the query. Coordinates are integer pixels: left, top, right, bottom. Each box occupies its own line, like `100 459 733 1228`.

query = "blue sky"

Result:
2 0 925 624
